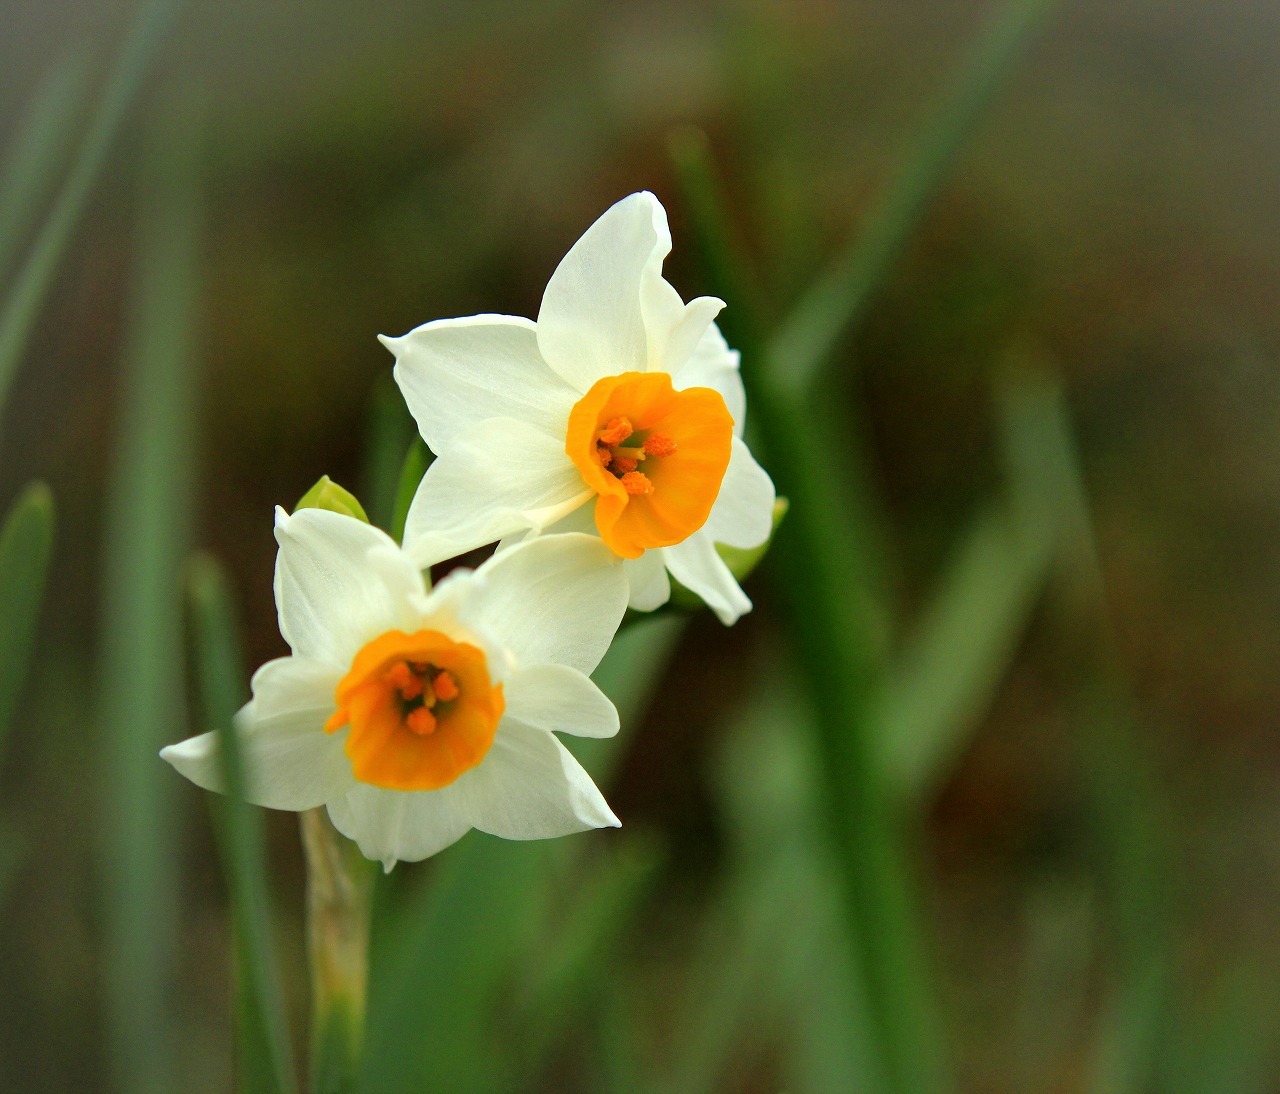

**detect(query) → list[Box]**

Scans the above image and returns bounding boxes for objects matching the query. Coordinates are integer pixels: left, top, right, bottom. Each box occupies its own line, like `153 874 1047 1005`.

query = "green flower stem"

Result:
300 808 376 1094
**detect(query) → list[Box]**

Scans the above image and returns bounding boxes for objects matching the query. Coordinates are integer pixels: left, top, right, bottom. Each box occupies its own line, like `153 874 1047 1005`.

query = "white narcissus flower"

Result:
161 509 627 870
381 191 775 625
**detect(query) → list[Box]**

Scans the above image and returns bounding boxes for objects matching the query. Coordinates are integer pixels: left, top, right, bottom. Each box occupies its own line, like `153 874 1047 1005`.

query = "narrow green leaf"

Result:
0 0 182 414
765 0 1057 397
389 438 430 545
361 372 417 533
511 839 662 1081
187 554 298 1094
995 361 1175 1094
99 86 201 1094
0 820 24 909
0 481 55 749
877 497 1053 803
0 51 91 285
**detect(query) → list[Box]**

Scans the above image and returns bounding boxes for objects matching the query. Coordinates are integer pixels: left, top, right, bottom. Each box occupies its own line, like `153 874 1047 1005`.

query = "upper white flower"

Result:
161 509 628 870
381 191 775 625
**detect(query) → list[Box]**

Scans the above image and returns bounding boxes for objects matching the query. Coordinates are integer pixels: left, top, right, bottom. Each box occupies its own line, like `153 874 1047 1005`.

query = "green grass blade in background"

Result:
0 481 54 750
0 51 90 286
995 364 1175 1094
188 554 299 1094
877 497 1053 804
766 0 1056 397
361 372 416 533
675 138 938 1094
509 839 661 1082
98 89 202 1094
388 437 429 545
0 0 182 414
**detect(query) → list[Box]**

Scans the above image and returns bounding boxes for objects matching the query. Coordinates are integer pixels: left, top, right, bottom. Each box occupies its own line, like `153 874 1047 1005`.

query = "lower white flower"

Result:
161 509 628 870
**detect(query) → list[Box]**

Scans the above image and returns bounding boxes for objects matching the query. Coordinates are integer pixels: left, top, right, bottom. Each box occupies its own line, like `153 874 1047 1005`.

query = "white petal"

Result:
673 320 746 435
458 533 628 675
656 295 724 376
327 783 471 871
382 314 577 453
623 549 672 611
401 417 593 568
702 437 776 549
662 532 753 625
503 664 620 738
274 507 425 667
537 192 672 391
160 657 354 811
452 719 619 839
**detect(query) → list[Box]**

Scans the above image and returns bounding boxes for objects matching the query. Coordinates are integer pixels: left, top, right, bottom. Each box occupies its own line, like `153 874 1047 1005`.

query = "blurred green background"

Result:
1 0 1279 1090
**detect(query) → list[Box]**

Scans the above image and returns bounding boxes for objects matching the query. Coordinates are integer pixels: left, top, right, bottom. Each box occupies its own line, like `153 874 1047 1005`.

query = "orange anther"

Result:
384 661 423 700
643 433 677 458
405 706 437 736
597 416 633 446
620 471 654 496
611 456 638 474
432 670 460 702
596 443 613 465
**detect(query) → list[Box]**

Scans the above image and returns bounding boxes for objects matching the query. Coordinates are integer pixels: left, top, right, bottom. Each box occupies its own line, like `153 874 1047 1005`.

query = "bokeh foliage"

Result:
1 0 1278 1091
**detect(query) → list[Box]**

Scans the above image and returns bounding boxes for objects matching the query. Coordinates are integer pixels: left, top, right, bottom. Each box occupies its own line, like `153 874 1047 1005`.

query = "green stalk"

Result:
187 555 298 1094
300 808 376 1094
0 0 182 413
99 82 201 1094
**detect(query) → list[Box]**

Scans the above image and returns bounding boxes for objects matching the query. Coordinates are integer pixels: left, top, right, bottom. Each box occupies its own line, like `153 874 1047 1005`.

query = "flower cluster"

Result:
163 192 776 868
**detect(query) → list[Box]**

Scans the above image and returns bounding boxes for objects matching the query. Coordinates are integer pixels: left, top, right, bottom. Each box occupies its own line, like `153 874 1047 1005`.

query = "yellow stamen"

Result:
643 433 677 457
432 669 459 702
620 470 653 496
597 416 633 446
405 706 437 735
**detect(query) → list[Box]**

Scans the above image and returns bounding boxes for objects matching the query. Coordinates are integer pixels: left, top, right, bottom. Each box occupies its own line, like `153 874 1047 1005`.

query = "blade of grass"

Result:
510 838 662 1082
674 136 940 1094
187 554 299 1094
0 481 55 749
388 438 429 545
766 0 1057 398
995 363 1175 1094
877 495 1053 804
361 373 416 533
0 51 91 285
98 88 201 1094
0 0 182 413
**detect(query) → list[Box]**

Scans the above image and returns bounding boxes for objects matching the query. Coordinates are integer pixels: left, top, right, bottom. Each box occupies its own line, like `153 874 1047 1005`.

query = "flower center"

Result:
324 629 504 791
566 371 733 559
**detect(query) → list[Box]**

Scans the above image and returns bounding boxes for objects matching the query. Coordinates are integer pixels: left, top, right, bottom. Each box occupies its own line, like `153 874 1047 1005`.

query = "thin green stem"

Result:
300 808 376 1094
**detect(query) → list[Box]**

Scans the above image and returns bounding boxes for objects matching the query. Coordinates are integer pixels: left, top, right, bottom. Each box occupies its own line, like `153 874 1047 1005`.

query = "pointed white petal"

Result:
702 437 776 549
401 418 592 568
453 719 619 839
663 532 753 625
327 783 471 871
458 533 628 675
382 314 577 453
273 507 425 667
537 192 672 390
160 657 354 811
502 664 620 739
623 549 671 611
673 320 746 435
656 295 724 376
